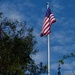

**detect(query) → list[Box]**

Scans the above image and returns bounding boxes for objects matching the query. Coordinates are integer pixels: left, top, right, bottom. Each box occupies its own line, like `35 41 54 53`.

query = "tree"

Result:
58 53 75 64
0 13 47 75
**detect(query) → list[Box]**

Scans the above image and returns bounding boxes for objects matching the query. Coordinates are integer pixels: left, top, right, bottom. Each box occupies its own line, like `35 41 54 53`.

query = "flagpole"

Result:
46 2 50 75
48 35 50 75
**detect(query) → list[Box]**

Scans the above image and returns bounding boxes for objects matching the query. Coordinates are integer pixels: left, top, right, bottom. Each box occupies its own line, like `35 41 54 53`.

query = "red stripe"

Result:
41 17 51 35
50 14 56 23
40 10 56 37
43 23 50 33
42 20 50 31
42 18 49 32
44 26 50 33
45 31 50 36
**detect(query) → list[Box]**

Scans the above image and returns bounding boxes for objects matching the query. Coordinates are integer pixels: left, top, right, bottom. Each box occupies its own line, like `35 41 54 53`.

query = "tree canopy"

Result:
0 13 47 75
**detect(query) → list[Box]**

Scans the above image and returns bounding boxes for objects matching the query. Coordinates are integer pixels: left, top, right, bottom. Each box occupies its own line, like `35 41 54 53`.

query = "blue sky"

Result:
0 0 75 75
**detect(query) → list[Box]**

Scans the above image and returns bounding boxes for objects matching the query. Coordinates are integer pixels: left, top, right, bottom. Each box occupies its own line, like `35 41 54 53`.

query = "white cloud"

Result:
61 61 75 71
0 0 36 22
32 50 47 64
51 63 58 71
51 61 75 71
52 0 64 10
51 0 64 15
51 31 74 45
51 44 75 55
51 46 68 54
22 0 35 7
62 63 73 70
0 2 25 21
61 61 75 74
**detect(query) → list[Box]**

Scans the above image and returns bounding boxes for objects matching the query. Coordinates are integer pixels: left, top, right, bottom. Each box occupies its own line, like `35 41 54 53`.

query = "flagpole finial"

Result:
46 2 50 9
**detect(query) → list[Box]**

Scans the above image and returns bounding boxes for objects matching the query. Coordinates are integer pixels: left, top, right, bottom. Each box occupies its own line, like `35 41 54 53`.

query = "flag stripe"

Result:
44 26 50 34
42 20 50 32
42 23 50 34
40 8 56 37
45 30 50 36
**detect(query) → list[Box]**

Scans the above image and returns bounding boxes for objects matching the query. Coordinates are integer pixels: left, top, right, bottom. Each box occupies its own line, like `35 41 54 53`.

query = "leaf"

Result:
58 60 64 64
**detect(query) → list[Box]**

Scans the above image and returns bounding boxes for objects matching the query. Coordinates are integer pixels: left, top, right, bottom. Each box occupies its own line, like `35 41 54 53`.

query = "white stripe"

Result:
50 16 54 20
46 30 50 35
50 18 56 23
42 22 49 32
43 18 49 26
44 26 50 34
50 14 54 17
44 17 47 22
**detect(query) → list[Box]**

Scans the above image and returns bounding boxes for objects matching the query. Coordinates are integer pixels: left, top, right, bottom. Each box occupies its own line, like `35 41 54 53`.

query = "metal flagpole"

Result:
48 35 50 75
46 2 50 75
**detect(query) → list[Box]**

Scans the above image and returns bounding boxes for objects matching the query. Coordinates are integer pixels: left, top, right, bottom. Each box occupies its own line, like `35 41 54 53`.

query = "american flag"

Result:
40 8 56 37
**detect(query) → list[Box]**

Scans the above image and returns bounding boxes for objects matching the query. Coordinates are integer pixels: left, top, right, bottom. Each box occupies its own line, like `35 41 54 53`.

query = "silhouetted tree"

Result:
0 13 47 75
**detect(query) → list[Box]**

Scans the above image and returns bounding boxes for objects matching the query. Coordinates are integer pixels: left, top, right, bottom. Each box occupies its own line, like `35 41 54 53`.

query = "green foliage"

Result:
0 13 47 75
25 62 47 75
58 53 75 64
